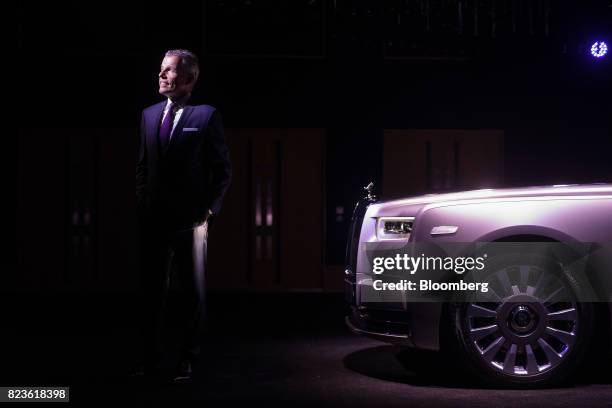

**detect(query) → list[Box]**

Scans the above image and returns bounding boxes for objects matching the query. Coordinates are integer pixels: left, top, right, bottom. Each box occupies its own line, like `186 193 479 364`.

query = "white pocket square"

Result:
183 127 200 131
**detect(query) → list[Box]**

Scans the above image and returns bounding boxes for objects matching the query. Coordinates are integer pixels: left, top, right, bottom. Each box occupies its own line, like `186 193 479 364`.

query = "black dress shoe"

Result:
130 365 146 377
172 360 193 383
129 361 161 379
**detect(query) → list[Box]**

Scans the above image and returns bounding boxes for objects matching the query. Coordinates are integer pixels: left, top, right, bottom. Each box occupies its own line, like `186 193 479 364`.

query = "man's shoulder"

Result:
142 101 166 115
190 104 218 115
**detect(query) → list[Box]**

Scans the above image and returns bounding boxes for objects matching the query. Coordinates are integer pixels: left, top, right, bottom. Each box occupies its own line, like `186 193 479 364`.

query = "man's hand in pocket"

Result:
193 209 213 228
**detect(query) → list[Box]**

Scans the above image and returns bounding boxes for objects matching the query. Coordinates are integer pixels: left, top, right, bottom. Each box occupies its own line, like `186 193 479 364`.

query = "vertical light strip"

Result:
255 176 262 226
266 178 273 226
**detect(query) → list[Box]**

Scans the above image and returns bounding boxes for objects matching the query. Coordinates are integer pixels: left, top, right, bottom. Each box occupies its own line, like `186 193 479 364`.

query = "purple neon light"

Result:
590 41 608 58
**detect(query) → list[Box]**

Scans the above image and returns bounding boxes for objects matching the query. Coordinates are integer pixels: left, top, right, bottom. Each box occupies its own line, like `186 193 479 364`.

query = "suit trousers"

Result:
137 218 209 365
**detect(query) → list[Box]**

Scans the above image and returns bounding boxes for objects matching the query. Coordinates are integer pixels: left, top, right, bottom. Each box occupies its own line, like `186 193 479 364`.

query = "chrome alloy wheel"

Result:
465 264 579 376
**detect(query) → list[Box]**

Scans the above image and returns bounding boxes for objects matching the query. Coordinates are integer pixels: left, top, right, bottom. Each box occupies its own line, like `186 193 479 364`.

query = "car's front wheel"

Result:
446 253 594 387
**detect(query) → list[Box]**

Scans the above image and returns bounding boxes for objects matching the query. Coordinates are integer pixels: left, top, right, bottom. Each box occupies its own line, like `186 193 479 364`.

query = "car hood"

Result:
370 184 612 215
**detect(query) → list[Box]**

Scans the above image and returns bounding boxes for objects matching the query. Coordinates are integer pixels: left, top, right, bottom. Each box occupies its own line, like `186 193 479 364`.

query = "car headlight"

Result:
376 217 415 241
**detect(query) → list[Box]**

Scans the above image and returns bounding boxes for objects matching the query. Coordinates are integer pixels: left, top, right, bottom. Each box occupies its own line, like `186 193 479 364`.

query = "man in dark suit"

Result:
135 49 231 381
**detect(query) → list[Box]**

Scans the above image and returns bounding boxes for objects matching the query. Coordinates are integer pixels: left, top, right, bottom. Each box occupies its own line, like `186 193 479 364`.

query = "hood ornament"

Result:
364 182 377 201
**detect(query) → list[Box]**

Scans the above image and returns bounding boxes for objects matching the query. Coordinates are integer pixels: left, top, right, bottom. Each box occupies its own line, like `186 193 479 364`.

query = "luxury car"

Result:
345 183 612 387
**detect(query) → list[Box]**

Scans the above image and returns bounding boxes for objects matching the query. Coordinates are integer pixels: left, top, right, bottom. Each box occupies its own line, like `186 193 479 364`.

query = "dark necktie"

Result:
158 102 176 151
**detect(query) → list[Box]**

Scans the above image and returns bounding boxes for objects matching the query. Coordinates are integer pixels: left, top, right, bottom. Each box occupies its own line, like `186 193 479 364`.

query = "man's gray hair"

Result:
165 49 200 81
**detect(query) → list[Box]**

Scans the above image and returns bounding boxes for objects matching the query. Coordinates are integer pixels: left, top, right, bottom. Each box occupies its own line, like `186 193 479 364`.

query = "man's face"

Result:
158 55 194 99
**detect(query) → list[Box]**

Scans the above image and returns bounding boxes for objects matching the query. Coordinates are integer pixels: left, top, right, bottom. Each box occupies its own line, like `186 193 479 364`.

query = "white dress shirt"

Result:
161 98 185 139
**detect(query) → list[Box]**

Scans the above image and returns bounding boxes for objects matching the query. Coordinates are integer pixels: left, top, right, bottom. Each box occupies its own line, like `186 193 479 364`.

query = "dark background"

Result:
12 0 612 404
16 0 612 294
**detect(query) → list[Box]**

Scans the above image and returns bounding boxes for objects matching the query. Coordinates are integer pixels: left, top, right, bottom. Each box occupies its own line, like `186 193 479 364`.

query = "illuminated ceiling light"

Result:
590 41 608 58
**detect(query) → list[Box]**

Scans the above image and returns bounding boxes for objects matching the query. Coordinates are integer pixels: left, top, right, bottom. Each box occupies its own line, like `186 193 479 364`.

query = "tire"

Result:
445 253 594 387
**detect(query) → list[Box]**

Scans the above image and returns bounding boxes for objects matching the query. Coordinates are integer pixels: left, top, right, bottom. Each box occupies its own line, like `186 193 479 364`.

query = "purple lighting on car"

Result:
590 41 608 58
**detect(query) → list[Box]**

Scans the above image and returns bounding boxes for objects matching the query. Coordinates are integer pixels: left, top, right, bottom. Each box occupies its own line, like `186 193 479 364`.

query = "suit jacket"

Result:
136 100 232 231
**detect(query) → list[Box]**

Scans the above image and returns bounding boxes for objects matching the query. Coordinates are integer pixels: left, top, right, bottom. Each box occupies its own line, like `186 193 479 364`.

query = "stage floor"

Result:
2 292 611 406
